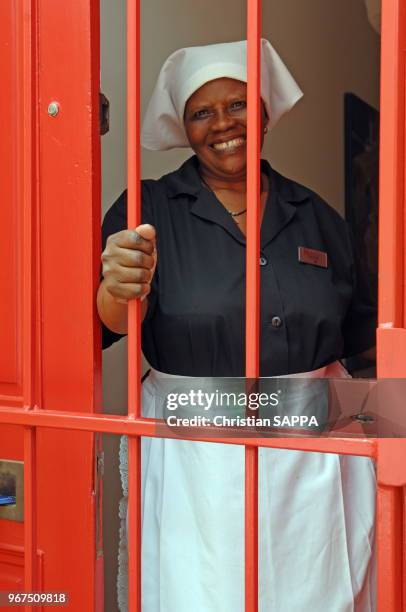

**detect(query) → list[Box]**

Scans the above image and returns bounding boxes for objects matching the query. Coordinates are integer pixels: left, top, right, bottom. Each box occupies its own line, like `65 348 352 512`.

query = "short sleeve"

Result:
341 225 377 358
101 184 156 350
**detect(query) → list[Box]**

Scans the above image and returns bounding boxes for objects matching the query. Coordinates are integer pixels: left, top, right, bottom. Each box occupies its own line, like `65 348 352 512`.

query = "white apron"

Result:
117 363 376 612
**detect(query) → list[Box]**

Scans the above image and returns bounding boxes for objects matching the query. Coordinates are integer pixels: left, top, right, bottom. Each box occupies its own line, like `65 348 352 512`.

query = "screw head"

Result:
47 101 60 117
352 413 374 423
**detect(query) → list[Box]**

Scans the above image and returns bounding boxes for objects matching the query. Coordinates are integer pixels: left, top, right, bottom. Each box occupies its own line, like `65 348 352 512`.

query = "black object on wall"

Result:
344 93 379 375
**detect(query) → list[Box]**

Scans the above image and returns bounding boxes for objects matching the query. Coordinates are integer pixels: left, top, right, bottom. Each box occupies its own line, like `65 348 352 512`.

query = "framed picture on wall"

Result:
344 93 379 375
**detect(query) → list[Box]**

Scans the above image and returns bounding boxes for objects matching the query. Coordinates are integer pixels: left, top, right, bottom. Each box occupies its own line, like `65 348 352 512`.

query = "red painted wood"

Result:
376 485 403 612
0 0 102 610
34 0 102 609
37 2 101 410
378 0 406 332
376 1 406 610
377 436 406 612
378 439 406 488
0 544 24 592
377 327 406 377
0 0 23 401
0 0 35 589
23 427 37 606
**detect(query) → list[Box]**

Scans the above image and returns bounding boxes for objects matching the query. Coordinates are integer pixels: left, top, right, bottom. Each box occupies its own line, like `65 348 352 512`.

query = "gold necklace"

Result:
200 175 265 217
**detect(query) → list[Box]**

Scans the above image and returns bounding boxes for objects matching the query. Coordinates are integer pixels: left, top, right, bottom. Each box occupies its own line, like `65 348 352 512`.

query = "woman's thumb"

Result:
134 223 156 242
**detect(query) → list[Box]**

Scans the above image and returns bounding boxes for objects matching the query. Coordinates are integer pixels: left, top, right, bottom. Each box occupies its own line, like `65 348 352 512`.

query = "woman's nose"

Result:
211 109 236 132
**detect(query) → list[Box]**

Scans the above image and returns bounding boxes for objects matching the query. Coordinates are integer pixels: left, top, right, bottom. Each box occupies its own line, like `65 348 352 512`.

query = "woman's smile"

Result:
210 135 246 153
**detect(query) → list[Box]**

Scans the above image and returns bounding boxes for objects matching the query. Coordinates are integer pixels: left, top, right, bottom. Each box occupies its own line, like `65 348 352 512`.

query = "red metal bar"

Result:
403 486 406 608
376 485 403 611
0 406 378 457
376 0 406 378
127 0 142 393
246 2 261 610
377 439 406 611
378 0 405 330
376 2 406 609
127 1 142 611
245 446 258 612
245 0 261 378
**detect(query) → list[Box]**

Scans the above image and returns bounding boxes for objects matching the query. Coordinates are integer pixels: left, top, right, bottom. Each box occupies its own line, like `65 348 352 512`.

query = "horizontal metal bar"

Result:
0 406 377 457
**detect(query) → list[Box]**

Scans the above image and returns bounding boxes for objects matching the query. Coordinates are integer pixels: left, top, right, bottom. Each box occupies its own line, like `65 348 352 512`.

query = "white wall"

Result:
263 0 380 212
100 2 380 609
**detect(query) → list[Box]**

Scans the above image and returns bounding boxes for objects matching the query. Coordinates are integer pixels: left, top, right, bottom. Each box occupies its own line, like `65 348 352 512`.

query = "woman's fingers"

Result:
103 248 155 270
107 282 151 302
106 264 153 284
101 224 157 302
108 225 156 253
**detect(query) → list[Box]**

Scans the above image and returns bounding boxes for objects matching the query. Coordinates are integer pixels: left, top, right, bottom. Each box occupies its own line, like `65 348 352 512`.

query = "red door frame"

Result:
0 0 102 609
376 1 406 609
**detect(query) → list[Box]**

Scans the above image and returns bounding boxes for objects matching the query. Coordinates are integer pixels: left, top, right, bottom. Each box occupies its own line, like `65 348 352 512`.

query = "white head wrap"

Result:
141 39 303 151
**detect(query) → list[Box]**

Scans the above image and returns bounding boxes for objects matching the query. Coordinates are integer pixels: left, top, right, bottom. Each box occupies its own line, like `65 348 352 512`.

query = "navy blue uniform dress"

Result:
102 155 376 373
102 156 377 612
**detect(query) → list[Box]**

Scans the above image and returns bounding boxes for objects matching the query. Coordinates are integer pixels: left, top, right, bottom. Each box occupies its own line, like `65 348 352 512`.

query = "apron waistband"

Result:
143 360 350 397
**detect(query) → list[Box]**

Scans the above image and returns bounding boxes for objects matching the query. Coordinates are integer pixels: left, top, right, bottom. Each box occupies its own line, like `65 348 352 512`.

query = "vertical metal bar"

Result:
377 484 403 611
245 446 258 612
377 3 406 605
378 0 404 330
246 0 261 374
24 427 37 612
403 486 406 609
246 1 261 611
127 1 142 611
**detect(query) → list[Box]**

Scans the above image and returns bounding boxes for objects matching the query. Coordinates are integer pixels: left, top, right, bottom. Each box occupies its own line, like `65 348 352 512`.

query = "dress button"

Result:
271 316 282 328
259 255 268 266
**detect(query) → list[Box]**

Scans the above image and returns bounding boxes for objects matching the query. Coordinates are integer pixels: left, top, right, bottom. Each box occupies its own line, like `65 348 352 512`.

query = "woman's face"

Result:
184 78 268 181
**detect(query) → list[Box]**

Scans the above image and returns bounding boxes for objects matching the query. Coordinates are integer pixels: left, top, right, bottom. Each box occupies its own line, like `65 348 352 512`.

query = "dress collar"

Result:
162 155 309 247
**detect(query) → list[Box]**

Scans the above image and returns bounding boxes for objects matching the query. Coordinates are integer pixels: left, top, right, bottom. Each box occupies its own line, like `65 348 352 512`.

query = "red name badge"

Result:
298 246 328 268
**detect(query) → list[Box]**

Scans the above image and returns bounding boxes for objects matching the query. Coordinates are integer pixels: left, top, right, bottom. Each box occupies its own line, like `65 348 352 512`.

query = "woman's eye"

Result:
193 109 210 119
230 101 247 111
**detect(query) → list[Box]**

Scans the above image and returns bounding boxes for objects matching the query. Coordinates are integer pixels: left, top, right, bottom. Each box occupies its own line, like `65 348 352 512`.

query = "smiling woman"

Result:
97 39 377 612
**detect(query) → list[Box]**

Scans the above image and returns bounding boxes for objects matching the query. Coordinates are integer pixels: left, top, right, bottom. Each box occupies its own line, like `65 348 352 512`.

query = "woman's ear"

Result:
261 101 270 131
